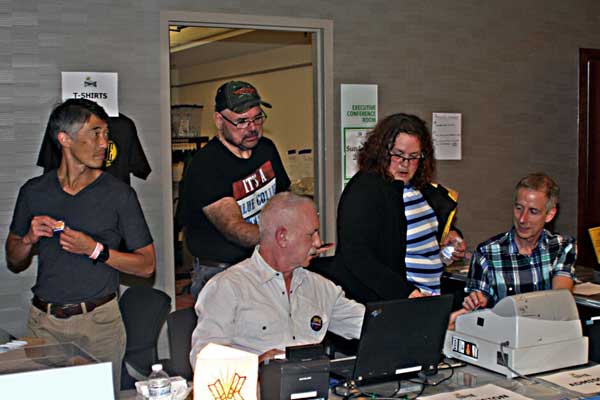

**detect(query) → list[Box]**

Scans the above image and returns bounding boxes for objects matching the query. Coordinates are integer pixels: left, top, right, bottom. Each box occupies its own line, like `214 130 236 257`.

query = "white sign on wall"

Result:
432 112 461 160
61 72 119 116
341 84 378 187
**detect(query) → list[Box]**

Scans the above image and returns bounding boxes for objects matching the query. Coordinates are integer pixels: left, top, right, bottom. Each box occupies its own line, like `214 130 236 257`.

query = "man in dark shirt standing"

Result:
5 99 156 389
181 81 290 299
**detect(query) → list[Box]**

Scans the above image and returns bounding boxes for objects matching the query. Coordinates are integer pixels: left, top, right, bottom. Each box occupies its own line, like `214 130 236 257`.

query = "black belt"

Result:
195 258 231 269
32 293 116 319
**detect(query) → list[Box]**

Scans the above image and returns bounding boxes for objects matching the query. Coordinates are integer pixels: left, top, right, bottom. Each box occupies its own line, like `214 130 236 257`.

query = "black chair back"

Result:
163 307 197 380
119 286 171 384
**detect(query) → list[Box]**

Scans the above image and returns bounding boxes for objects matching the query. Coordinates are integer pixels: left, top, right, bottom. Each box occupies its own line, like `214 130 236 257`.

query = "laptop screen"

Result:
351 294 454 383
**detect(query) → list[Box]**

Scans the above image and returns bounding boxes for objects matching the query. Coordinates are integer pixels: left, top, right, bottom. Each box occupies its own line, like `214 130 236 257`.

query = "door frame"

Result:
159 11 335 295
578 48 600 267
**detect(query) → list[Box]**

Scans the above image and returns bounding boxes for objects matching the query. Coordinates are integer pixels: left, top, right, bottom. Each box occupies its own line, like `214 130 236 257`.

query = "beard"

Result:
222 128 261 151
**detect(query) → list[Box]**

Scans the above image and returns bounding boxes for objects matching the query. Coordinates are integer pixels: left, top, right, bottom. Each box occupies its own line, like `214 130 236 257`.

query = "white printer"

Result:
444 290 588 378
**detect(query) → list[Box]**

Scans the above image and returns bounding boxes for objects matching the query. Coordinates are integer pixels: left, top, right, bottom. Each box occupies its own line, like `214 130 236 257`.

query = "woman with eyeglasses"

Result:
332 113 466 303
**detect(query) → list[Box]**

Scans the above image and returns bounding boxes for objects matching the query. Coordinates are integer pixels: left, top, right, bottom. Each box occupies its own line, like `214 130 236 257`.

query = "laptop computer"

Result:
330 294 454 384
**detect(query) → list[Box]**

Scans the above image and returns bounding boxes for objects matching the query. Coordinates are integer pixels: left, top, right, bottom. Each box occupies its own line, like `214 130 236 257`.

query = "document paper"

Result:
540 365 600 395
420 383 534 400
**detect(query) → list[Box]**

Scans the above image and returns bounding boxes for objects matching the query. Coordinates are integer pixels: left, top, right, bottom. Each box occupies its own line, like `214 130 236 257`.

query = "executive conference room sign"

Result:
341 84 378 188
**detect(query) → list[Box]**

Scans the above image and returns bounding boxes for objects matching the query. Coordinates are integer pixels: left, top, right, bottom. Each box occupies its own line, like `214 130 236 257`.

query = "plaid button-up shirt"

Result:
465 228 576 306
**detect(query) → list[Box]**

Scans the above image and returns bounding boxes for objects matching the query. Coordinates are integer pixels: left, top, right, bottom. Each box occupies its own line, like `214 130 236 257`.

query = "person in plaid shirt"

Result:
463 172 576 310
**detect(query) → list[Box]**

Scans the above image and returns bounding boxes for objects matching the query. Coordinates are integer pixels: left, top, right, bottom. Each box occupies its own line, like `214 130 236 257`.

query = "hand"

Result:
259 348 285 364
448 308 468 331
462 291 488 311
58 227 97 257
442 231 466 261
23 216 59 245
315 242 335 256
408 289 431 298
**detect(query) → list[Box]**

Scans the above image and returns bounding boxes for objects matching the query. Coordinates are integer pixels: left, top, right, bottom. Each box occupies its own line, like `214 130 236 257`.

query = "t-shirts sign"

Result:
62 72 119 116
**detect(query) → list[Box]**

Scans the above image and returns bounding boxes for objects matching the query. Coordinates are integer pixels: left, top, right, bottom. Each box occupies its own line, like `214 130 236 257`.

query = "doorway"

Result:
578 48 600 268
159 12 334 307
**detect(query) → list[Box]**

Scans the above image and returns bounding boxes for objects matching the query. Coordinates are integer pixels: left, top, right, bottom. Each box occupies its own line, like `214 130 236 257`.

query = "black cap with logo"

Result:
215 81 272 113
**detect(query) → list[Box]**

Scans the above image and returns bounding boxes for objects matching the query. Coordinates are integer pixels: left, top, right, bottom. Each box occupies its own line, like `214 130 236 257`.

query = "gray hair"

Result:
514 172 559 212
259 192 315 240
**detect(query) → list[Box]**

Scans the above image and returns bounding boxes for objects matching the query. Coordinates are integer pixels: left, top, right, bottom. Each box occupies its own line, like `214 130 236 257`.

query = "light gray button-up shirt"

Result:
190 247 365 366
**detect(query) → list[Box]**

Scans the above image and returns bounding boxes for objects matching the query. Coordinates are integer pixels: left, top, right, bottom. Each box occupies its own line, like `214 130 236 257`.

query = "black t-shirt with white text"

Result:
181 136 290 263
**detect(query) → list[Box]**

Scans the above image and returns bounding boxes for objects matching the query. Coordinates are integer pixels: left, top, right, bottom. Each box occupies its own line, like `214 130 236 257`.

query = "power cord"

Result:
331 367 454 399
333 379 405 399
499 341 534 382
410 361 455 387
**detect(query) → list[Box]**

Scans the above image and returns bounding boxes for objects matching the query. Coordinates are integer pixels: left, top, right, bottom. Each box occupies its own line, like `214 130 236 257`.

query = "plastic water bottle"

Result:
440 236 463 265
148 363 172 400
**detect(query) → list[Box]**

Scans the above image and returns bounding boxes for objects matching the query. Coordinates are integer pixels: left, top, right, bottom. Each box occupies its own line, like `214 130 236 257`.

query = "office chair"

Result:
119 286 171 388
162 307 197 380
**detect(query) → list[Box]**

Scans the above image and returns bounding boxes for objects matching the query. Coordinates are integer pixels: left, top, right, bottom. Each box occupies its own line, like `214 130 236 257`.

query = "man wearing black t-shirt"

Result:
5 99 156 390
180 81 290 299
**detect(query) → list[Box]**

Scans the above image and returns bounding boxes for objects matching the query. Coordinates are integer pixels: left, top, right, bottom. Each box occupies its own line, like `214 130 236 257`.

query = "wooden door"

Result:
578 49 600 267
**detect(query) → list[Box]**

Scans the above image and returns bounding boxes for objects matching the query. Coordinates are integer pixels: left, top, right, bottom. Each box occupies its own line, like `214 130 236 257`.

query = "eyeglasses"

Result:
388 151 424 164
219 112 267 129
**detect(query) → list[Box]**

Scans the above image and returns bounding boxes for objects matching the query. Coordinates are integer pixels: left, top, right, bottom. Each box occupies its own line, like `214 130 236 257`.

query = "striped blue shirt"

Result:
403 185 443 294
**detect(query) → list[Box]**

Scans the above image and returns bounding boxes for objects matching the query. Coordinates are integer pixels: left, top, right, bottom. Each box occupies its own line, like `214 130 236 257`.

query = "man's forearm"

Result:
203 197 260 248
103 243 156 278
5 234 34 273
552 275 574 292
221 221 259 248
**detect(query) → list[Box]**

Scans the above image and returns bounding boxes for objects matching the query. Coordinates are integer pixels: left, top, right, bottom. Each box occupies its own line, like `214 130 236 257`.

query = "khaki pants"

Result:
27 298 126 392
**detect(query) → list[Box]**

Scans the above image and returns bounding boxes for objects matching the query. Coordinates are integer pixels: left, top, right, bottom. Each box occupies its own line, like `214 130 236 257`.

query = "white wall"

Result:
2 0 600 339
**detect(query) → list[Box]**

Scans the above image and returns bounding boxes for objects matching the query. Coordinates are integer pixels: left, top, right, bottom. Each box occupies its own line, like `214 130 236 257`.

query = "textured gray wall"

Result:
1 0 600 335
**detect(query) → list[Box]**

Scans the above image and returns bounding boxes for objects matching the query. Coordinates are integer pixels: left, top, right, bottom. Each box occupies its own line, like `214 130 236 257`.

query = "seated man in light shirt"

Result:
462 172 576 310
189 192 365 366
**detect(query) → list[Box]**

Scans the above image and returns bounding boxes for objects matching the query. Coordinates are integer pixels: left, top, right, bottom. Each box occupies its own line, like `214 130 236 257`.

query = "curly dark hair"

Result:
357 113 435 189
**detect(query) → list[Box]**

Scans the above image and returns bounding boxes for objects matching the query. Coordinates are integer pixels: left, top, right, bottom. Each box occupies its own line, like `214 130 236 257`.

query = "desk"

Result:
328 364 587 399
117 364 589 399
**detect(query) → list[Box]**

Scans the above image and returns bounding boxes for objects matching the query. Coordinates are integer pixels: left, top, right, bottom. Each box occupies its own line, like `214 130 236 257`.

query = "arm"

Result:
448 308 469 330
203 197 259 248
189 279 238 369
5 215 58 273
328 285 367 340
259 349 285 364
58 227 156 277
462 290 489 311
441 230 467 262
6 233 35 273
464 246 493 309
104 244 155 277
551 237 576 293
552 275 574 292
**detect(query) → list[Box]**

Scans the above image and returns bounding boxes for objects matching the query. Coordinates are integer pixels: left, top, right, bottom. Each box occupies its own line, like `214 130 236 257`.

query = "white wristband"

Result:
89 242 103 260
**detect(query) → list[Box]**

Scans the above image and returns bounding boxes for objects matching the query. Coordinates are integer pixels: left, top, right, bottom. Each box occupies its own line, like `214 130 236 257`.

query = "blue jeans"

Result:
190 259 230 301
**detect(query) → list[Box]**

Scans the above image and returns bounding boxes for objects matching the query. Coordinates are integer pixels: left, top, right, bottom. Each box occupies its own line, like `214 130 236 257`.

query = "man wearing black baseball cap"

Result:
181 81 290 299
